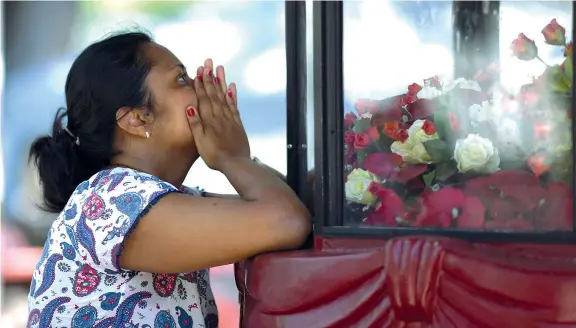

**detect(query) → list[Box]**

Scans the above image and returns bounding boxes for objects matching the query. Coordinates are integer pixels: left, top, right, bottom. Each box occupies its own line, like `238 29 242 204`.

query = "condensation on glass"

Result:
342 1 574 231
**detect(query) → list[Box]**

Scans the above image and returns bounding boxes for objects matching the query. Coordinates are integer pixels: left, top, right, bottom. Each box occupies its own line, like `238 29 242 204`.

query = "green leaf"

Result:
435 161 457 181
548 150 573 184
357 149 367 167
422 171 436 186
423 139 451 162
353 119 371 134
432 111 450 140
545 65 571 93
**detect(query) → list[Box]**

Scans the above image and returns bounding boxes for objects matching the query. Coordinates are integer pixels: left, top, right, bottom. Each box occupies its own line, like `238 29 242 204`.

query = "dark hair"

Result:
29 31 154 213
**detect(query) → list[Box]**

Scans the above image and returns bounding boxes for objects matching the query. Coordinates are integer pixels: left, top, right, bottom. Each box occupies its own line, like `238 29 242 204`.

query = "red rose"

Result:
344 112 357 127
448 112 461 132
415 188 474 228
565 42 573 57
400 94 416 107
344 131 355 148
382 122 409 143
456 197 485 229
510 33 538 61
397 129 409 143
422 120 436 135
415 188 488 229
542 18 566 45
407 83 422 96
424 75 442 90
353 133 370 149
363 186 405 226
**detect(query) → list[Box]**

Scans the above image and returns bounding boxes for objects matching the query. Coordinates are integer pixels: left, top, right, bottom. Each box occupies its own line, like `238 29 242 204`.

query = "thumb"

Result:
186 106 203 136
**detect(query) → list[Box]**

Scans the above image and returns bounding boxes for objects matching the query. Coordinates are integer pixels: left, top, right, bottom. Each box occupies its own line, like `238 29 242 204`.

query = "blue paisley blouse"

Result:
27 167 218 328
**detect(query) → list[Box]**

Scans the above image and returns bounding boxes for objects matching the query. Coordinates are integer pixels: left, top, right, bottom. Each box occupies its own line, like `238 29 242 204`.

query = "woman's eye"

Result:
177 73 189 83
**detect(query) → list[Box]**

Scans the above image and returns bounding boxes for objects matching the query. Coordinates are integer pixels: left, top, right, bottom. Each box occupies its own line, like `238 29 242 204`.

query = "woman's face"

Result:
142 43 198 156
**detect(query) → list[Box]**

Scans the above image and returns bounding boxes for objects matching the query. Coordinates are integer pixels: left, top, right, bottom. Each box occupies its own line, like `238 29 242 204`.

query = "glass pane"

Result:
343 1 573 231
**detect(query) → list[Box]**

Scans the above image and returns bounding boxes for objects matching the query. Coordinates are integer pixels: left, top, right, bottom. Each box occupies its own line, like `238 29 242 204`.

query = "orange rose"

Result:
542 18 566 46
527 155 550 178
510 33 538 61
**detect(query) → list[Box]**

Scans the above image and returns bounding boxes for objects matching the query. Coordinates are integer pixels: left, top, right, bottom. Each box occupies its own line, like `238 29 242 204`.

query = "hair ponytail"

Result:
29 108 102 213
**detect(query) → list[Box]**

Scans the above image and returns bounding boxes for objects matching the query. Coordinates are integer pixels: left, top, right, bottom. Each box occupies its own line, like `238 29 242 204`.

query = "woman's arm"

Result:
120 158 312 274
203 158 315 214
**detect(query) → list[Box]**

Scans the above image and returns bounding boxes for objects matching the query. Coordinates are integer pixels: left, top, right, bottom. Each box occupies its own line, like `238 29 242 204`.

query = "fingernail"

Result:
197 66 203 75
207 70 213 77
214 77 220 84
197 75 203 81
227 91 233 98
186 107 196 117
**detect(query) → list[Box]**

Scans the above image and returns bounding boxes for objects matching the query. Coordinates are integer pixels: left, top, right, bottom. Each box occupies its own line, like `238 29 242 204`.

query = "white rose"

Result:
443 78 482 93
416 85 443 100
345 168 381 205
454 134 500 174
468 100 501 127
390 120 439 164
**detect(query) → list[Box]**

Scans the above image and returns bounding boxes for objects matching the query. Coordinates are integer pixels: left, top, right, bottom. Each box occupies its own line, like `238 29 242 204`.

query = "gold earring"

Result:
145 131 150 139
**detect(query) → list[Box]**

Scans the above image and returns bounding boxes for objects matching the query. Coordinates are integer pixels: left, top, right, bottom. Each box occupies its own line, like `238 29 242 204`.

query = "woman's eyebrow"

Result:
171 63 186 72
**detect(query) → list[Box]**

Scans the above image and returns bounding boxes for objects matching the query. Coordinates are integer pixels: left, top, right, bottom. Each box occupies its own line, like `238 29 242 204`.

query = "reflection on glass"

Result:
343 1 573 231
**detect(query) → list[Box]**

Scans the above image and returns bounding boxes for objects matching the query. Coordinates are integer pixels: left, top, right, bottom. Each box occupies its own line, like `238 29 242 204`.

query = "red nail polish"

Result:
214 77 220 84
197 75 203 81
186 108 196 117
227 91 233 98
207 70 213 77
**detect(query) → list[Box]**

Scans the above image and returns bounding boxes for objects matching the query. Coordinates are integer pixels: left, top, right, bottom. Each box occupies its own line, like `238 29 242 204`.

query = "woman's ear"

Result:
116 107 154 138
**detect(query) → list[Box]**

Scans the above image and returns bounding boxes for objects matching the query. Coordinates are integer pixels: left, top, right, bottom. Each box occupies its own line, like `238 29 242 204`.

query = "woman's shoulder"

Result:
60 167 179 220
75 167 178 196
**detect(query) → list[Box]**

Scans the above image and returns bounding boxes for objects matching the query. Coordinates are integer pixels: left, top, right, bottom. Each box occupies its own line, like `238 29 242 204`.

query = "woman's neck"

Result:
110 152 198 188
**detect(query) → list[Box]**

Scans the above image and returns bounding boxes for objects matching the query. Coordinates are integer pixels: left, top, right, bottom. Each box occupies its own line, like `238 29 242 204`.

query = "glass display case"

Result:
342 1 574 233
237 1 576 327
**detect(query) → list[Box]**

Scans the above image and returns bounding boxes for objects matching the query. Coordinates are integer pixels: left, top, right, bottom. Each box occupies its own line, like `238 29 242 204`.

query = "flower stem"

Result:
536 55 550 66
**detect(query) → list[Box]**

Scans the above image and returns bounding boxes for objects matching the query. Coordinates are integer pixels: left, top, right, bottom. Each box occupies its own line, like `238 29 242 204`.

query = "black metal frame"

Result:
572 0 576 235
285 0 308 201
313 1 344 234
310 1 576 244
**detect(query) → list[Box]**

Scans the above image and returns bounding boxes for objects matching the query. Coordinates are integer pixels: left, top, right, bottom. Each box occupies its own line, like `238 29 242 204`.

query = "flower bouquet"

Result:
344 19 573 231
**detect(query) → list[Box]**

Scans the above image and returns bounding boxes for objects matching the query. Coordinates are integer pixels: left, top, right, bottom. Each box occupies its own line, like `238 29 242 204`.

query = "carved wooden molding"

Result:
238 237 576 327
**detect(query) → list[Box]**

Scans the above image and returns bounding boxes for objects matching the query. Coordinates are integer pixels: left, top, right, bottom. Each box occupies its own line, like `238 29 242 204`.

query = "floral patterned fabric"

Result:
27 167 219 328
